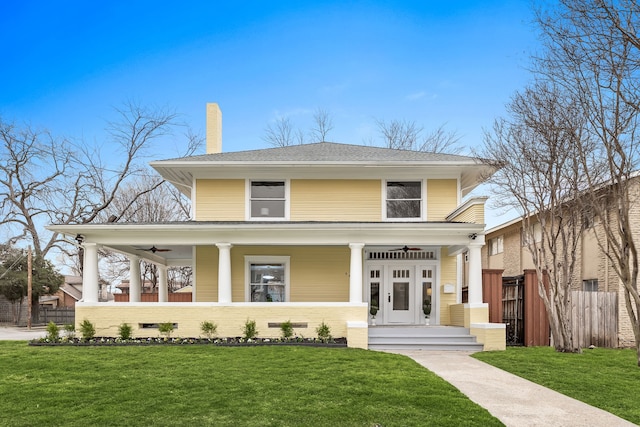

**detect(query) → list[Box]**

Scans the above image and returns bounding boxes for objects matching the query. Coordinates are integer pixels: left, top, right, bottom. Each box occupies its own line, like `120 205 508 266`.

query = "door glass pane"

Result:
393 282 409 310
370 282 379 310
422 281 432 316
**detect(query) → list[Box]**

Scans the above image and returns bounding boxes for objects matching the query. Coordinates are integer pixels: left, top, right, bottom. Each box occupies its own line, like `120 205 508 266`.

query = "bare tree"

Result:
534 0 640 363
310 108 334 142
483 81 588 352
417 123 464 154
376 119 464 154
0 101 201 265
263 116 297 147
101 176 193 291
376 119 423 151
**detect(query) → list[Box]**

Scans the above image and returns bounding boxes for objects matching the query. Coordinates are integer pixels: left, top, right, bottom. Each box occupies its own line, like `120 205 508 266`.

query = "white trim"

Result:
191 178 197 220
382 179 425 222
246 179 290 221
244 255 291 302
77 301 368 308
191 246 197 302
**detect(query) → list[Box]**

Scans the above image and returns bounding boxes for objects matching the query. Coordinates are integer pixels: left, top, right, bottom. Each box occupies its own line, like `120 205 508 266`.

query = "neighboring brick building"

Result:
482 176 640 347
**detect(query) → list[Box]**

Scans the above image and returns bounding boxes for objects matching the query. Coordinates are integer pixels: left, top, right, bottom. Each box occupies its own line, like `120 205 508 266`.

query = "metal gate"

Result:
503 275 524 346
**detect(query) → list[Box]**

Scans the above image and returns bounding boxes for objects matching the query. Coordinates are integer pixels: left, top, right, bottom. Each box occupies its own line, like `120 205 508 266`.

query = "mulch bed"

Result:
29 337 348 347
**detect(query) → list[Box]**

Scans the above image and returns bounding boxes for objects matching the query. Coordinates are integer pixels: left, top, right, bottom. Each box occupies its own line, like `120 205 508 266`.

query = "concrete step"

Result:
368 326 484 351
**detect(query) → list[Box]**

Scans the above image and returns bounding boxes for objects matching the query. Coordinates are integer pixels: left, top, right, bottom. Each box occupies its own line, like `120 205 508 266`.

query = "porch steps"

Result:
368 326 484 352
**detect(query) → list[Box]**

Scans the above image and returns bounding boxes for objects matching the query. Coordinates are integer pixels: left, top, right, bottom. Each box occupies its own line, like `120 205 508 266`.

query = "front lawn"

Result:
0 342 501 426
473 347 640 425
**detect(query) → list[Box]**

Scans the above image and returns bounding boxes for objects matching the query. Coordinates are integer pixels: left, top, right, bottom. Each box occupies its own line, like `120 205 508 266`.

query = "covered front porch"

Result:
51 221 504 350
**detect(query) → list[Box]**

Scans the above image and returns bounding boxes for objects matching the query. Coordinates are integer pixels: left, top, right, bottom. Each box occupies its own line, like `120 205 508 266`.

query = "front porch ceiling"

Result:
48 221 485 266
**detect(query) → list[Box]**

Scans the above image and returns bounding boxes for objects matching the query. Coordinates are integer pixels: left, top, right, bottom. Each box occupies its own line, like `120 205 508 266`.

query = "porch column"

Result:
82 243 99 303
158 265 168 303
129 255 141 303
216 243 232 303
349 243 365 303
467 241 484 305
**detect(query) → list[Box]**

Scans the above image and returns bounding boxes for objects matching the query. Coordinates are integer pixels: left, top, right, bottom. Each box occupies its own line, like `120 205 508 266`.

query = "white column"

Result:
216 243 232 303
158 265 168 303
349 243 365 303
82 243 99 303
129 255 141 303
467 241 484 305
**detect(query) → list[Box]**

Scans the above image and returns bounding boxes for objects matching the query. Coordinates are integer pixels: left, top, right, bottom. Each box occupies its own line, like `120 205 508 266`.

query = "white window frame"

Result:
246 179 290 221
522 222 542 246
244 256 291 302
382 179 425 221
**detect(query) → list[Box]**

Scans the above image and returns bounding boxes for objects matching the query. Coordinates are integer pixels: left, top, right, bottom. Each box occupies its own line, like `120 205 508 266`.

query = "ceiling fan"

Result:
390 245 422 253
137 245 171 254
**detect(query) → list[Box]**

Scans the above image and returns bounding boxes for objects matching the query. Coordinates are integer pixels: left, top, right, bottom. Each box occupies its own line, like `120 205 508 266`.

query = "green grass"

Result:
473 347 640 424
0 342 501 427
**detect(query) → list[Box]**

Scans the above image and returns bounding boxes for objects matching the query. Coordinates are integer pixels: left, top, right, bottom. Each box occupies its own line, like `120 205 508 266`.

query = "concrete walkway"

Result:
0 326 47 340
389 350 636 427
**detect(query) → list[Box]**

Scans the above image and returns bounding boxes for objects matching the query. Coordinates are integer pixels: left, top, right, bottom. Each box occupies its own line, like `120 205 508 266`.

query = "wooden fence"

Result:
571 290 618 348
113 293 192 303
39 307 75 325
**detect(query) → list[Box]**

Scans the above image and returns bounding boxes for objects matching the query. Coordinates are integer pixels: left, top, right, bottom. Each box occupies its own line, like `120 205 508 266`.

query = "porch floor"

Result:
368 325 484 351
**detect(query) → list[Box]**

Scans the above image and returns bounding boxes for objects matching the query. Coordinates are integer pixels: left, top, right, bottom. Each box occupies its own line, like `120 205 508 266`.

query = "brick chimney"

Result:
206 103 222 154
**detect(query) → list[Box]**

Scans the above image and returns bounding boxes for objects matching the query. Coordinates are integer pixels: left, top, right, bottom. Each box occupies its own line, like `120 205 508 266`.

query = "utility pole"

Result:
27 246 32 330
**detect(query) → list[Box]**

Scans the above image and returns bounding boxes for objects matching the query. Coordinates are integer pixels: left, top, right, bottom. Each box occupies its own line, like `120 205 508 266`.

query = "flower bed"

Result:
29 336 347 347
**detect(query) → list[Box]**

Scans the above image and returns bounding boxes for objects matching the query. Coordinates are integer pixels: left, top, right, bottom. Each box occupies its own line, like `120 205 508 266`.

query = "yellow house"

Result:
49 103 505 350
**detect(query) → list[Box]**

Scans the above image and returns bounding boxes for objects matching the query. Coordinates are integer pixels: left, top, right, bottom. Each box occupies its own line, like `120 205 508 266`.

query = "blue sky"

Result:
0 1 538 226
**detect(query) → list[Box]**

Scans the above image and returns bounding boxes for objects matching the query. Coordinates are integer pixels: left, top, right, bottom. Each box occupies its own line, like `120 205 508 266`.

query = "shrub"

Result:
63 323 75 339
45 321 60 342
79 319 96 341
200 321 218 339
118 323 133 340
316 321 332 343
280 320 294 339
242 319 258 340
158 322 174 338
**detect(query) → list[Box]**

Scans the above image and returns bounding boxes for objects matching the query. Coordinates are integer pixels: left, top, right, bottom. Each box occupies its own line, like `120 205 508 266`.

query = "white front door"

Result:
386 267 414 323
367 262 438 325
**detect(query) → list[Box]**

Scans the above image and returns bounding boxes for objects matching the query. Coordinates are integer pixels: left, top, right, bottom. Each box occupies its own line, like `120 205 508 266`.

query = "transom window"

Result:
245 256 290 302
385 181 422 220
249 181 287 220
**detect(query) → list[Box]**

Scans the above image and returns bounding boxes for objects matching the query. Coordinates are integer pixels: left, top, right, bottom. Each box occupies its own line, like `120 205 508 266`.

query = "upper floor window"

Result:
249 181 287 220
488 236 504 255
385 181 422 220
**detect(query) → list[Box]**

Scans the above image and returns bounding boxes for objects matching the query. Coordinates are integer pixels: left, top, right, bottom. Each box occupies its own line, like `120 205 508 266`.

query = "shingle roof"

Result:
160 142 478 163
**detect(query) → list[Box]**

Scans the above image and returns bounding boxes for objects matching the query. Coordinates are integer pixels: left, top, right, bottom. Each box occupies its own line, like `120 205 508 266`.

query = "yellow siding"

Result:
75 303 368 348
427 179 458 221
229 246 350 302
439 248 458 325
195 246 218 302
195 179 245 220
291 180 381 221
450 204 485 224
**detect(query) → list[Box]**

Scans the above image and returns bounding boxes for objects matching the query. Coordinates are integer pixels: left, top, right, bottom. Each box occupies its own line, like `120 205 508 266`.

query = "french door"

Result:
367 263 437 325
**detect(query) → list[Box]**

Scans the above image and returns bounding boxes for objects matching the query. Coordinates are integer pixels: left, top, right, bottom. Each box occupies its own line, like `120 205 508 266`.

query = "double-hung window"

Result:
246 256 290 302
249 180 287 220
385 181 422 220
